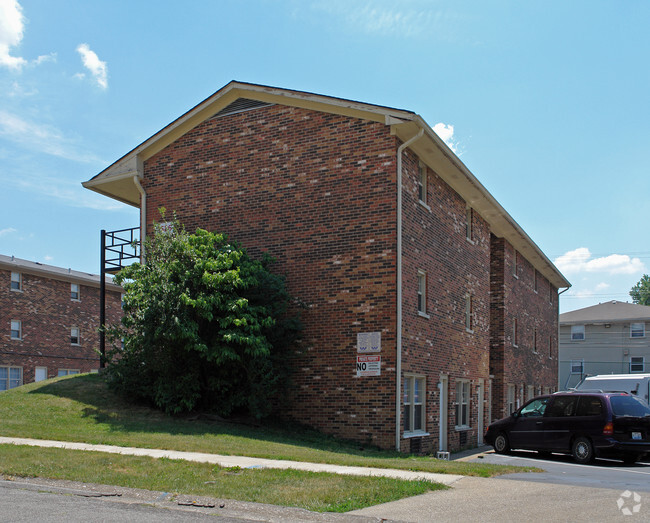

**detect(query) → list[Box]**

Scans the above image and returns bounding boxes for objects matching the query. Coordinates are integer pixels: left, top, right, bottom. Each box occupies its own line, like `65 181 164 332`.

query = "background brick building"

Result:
0 254 122 389
84 82 569 453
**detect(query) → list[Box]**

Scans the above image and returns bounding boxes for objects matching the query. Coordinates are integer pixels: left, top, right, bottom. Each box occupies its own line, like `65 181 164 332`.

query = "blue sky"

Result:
1 0 648 314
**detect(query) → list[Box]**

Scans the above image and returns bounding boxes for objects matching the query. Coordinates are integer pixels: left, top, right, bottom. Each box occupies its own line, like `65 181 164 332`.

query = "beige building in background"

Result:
559 301 650 389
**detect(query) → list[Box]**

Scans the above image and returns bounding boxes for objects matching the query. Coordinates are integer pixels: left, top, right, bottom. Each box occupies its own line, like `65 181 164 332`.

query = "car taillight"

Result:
603 422 614 435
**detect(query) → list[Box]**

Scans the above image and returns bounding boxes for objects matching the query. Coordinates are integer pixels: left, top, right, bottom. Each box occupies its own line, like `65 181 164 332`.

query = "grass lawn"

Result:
0 374 537 481
0 445 443 512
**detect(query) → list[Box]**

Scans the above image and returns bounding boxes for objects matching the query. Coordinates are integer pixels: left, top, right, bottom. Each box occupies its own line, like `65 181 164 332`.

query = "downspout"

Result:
133 175 146 262
395 128 424 452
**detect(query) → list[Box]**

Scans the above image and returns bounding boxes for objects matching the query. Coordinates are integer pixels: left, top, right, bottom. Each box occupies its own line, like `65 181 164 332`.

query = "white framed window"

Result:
630 357 645 373
35 367 48 382
630 323 645 338
570 360 584 374
10 320 21 340
465 294 473 332
0 366 22 391
512 318 518 347
507 384 516 414
418 163 427 204
456 380 471 428
527 385 535 400
403 375 426 434
10 271 21 291
466 207 473 242
58 369 80 377
512 250 518 278
71 283 80 301
570 325 585 341
70 327 80 345
417 270 427 316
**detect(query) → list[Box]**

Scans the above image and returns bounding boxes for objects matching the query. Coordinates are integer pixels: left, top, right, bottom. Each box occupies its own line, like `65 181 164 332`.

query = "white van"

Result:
575 374 650 404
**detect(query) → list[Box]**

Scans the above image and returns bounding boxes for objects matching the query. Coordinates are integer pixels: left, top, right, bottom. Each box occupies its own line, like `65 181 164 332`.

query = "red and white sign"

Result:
356 355 381 377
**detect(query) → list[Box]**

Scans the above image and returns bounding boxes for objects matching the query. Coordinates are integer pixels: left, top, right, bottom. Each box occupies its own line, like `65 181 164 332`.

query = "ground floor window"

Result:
507 384 516 414
403 375 425 434
0 366 22 391
58 369 80 377
630 357 645 373
455 380 470 428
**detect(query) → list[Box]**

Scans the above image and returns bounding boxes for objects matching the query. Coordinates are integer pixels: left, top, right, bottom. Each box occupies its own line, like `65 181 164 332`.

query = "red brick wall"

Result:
143 104 400 448
401 151 491 453
0 269 122 384
490 238 559 420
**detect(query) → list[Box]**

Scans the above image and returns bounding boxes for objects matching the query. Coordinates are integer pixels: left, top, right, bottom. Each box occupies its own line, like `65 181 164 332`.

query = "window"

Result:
520 397 548 417
527 385 535 401
417 270 427 316
10 272 21 291
456 380 470 428
58 369 80 377
549 336 553 359
533 270 538 293
0 366 22 391
630 357 645 373
576 396 603 417
630 323 645 338
507 384 516 414
512 318 518 347
466 207 473 242
570 360 584 375
10 320 21 340
570 325 585 341
546 396 579 417
533 328 538 353
70 327 80 345
465 294 473 332
71 283 80 301
418 163 427 204
403 376 425 433
512 251 518 278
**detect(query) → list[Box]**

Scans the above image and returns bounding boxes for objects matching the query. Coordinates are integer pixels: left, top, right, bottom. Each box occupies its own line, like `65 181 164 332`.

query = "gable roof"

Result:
560 301 650 324
82 80 570 290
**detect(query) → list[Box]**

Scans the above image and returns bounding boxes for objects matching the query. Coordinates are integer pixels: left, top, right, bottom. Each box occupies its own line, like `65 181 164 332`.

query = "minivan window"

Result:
610 396 650 417
575 396 603 416
519 398 548 417
546 396 579 417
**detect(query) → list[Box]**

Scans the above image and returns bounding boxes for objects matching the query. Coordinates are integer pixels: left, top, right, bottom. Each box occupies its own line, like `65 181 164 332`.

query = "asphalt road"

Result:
473 449 650 492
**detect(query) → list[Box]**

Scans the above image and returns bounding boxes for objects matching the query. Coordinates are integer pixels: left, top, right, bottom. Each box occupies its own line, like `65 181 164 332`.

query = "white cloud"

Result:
76 43 108 89
314 2 455 39
0 0 27 69
554 247 645 275
0 110 101 162
0 227 17 237
433 122 458 153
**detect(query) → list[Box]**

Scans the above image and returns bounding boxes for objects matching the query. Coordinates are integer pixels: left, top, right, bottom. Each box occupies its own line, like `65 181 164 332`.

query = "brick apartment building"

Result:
0 254 122 390
83 82 569 453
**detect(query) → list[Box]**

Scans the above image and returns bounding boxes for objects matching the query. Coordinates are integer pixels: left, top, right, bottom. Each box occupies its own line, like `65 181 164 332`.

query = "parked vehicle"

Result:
575 374 650 404
484 391 650 464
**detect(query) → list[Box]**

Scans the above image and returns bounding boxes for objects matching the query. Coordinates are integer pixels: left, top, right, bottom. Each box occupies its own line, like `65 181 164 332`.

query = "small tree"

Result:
107 216 301 417
630 274 650 306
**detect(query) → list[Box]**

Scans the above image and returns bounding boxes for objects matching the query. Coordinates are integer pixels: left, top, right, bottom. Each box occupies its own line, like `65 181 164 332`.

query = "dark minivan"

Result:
484 391 650 464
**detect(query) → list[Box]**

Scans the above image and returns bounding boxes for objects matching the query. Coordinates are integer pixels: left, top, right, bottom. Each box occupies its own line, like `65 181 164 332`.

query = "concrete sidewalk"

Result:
0 436 463 486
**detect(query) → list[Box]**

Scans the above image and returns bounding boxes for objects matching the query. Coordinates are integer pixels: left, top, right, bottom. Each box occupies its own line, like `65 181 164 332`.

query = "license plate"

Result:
632 432 642 440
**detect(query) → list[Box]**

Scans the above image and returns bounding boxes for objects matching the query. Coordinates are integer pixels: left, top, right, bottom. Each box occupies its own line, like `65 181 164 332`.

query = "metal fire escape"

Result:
99 227 140 368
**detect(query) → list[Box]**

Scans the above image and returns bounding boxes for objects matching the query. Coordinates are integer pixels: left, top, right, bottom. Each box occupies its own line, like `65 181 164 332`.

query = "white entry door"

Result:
35 367 47 382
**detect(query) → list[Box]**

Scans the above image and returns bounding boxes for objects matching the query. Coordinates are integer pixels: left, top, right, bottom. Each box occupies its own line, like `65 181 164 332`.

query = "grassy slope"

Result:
0 374 534 477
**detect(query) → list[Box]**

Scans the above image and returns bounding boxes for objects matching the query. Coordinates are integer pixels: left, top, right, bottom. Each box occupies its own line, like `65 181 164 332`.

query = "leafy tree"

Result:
630 274 650 306
106 215 301 417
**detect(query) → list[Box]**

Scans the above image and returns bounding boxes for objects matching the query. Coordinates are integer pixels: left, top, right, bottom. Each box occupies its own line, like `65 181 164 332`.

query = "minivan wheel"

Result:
572 437 594 464
494 433 510 454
